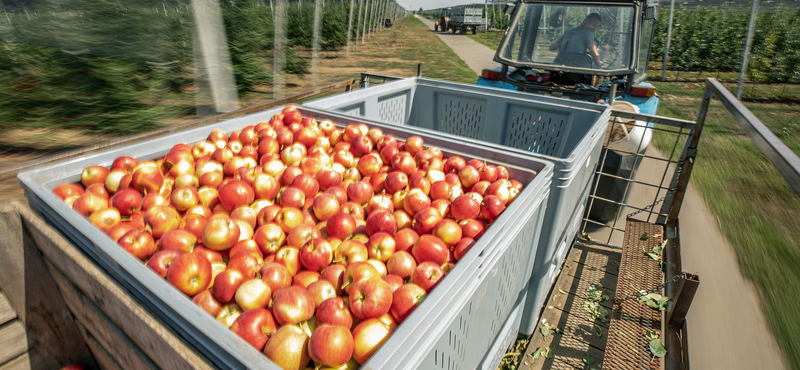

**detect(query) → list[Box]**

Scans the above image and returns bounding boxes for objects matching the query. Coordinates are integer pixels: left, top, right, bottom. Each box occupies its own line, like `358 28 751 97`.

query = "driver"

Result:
549 13 604 68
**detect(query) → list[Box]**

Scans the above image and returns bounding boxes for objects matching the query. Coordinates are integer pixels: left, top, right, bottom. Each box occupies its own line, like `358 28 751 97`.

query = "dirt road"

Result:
413 14 789 369
416 16 500 75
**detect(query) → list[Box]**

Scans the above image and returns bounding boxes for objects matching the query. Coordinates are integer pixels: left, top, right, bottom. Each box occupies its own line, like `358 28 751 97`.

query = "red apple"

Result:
159 229 198 253
387 251 417 280
366 232 396 263
411 206 442 235
316 297 353 328
251 173 279 201
326 212 356 240
89 207 121 232
274 207 305 233
349 277 392 320
272 286 315 325
459 218 486 239
112 156 139 173
365 210 396 237
451 194 481 221
454 238 476 261
394 228 419 253
212 269 246 303
347 181 374 206
253 223 286 255
202 217 241 251
229 307 277 350
107 223 138 243
432 219 462 246
72 192 108 217
306 279 336 308
404 136 424 155
81 165 110 187
130 166 164 195
365 193 394 215
235 278 273 311
146 249 183 278
144 205 180 239
192 289 222 317
411 234 449 265
351 319 392 365
325 186 347 205
321 264 347 296
263 324 311 370
481 195 506 223
218 180 255 212
308 324 354 368
181 214 208 243
274 247 301 276
227 253 262 279
342 261 380 295
166 253 212 296
412 261 445 292
390 283 426 322
299 238 333 272
117 229 155 261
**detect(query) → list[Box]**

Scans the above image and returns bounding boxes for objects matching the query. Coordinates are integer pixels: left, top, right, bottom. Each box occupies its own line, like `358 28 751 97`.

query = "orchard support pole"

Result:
737 0 758 99
362 0 369 43
273 0 287 98
356 0 365 48
191 0 239 113
346 0 355 55
662 0 675 82
311 0 322 86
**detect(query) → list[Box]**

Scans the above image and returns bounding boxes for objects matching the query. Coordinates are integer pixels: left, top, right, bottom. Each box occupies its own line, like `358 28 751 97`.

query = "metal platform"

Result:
518 240 621 369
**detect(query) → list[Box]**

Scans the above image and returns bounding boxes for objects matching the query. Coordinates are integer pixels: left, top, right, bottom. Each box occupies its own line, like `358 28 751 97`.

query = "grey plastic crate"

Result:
19 107 553 370
304 77 611 335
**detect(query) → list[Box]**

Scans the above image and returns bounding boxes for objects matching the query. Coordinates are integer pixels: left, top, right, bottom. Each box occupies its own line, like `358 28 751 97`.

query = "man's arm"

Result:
549 35 563 51
588 43 603 64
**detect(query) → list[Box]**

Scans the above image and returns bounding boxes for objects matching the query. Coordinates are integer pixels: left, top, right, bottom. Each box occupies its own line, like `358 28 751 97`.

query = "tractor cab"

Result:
479 0 659 104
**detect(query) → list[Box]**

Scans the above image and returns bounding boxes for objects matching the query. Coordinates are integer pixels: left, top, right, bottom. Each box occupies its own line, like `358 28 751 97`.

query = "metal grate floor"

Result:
519 241 621 370
602 219 665 370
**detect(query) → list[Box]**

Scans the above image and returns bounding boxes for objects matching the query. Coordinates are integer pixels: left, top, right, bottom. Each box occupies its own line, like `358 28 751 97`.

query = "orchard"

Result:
52 105 523 369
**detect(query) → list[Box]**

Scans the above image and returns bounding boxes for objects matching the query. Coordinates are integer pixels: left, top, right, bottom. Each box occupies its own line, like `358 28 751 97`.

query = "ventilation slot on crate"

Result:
377 93 408 125
437 96 485 140
505 109 567 156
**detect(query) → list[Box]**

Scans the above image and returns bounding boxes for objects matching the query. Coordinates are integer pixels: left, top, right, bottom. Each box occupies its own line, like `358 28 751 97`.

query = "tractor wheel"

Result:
472 27 477 34
461 26 466 34
451 26 456 34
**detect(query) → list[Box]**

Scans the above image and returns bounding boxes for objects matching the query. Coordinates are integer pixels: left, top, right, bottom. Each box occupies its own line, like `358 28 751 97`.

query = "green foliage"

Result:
651 5 800 83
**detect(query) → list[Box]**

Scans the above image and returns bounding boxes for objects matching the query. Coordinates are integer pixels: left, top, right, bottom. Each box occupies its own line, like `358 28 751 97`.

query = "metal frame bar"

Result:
704 78 800 196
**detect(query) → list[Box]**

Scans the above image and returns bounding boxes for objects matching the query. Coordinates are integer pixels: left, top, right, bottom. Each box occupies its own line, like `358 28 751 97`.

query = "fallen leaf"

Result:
640 232 649 240
649 339 667 358
531 347 544 359
583 354 595 366
594 324 603 337
540 324 550 337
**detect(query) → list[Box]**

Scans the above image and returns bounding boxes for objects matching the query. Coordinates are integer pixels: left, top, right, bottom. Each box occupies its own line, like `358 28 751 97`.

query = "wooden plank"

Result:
572 242 621 276
0 321 27 365
46 264 158 370
0 202 96 367
17 203 214 370
75 321 123 370
0 292 16 326
0 349 61 370
0 203 24 322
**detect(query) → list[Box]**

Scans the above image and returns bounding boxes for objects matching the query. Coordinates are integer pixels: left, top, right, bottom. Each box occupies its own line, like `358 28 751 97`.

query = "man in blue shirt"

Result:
549 13 604 68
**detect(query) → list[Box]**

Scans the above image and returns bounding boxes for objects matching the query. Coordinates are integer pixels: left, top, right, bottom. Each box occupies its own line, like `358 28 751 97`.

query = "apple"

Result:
89 207 121 232
411 234 449 266
306 279 337 307
112 156 139 173
411 206 442 235
390 153 416 176
366 232 396 263
229 307 278 351
349 277 392 320
431 199 451 218
272 286 315 325
351 319 392 365
202 217 241 251
212 269 246 303
235 278 273 311
274 247 301 276
274 207 305 233
193 246 223 264
458 165 481 190
180 214 208 243
366 258 388 277
316 297 353 328
312 193 340 222
390 283 426 323
393 228 419 253
81 165 110 187
53 182 85 203
218 180 255 212
228 252 262 278
257 204 281 226
192 289 222 317
325 186 348 206
481 195 506 223
117 229 155 261
451 194 481 221
286 223 320 249
342 261 380 295
107 223 137 242
404 136 424 155
412 261 446 292
159 229 198 253
357 153 383 177
454 238 476 261
383 274 404 293
459 218 486 239
309 324 354 368
326 212 356 240
253 222 286 255
197 186 220 209
104 169 126 193
229 206 258 229
432 219 462 246
166 253 212 297
365 210 397 237
251 173 279 201
144 205 180 239
146 249 184 278
211 147 233 164
402 188 431 217
299 238 333 272
130 166 164 195
320 264 347 296
174 174 199 189
347 181 374 206
386 251 417 280
365 193 394 215
72 192 108 217
263 324 311 370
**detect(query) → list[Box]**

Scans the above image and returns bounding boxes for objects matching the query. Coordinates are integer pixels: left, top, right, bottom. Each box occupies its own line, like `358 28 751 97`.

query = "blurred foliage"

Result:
651 5 800 83
0 0 382 136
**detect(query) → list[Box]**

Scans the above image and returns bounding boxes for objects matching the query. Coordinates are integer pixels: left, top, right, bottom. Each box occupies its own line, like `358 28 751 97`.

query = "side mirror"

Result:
503 2 516 15
644 0 658 19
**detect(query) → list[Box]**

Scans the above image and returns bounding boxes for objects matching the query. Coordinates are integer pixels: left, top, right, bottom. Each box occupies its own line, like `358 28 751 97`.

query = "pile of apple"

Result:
51 106 524 370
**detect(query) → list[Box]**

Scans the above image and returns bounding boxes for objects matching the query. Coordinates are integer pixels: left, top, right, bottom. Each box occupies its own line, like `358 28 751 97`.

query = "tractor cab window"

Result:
496 2 638 75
